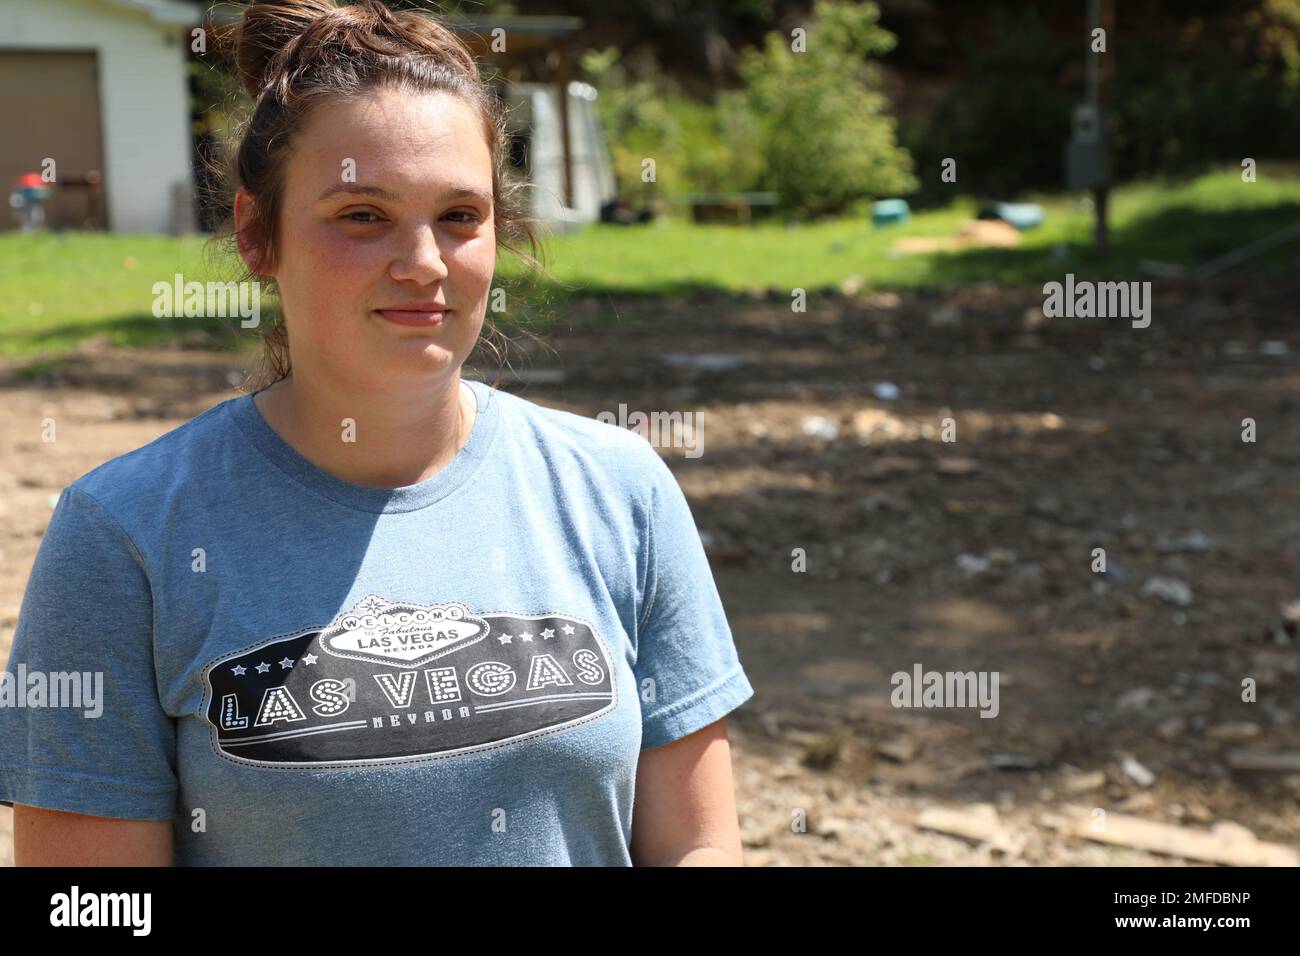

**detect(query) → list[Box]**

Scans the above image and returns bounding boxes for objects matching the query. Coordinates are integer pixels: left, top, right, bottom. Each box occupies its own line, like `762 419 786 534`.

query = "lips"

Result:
375 305 452 327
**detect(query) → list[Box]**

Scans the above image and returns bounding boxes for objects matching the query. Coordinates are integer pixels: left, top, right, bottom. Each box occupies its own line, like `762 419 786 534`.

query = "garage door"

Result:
0 50 107 231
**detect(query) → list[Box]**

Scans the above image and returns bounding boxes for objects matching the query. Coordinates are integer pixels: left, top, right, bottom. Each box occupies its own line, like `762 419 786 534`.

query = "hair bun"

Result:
235 0 340 99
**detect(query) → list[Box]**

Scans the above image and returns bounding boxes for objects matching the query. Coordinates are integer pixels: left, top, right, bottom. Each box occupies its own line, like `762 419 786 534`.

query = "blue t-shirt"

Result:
0 378 754 865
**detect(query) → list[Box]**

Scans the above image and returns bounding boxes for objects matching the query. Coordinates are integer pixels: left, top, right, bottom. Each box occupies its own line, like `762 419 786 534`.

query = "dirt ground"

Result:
2 275 1299 866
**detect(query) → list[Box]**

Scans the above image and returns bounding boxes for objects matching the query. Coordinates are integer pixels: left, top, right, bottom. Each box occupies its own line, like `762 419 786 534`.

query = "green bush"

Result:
581 48 753 212
739 0 917 218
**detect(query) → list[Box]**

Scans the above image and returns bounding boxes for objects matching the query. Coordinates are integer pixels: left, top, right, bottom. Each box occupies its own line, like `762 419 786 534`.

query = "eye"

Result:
445 210 483 225
341 210 382 224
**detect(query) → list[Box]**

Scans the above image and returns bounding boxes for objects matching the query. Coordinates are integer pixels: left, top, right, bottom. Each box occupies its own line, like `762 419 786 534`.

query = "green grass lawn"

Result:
3 166 1299 359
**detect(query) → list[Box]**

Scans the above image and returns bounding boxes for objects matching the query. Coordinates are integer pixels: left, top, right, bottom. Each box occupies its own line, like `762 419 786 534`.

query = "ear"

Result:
234 188 276 277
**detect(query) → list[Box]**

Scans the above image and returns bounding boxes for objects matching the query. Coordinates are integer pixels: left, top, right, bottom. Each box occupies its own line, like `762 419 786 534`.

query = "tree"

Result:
739 0 917 218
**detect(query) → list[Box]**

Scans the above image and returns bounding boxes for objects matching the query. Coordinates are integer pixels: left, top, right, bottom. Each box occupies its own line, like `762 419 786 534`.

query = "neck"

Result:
254 373 476 489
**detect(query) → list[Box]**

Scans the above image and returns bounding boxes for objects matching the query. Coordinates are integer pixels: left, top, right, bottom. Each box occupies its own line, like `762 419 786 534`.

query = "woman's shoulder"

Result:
488 384 668 479
68 396 241 520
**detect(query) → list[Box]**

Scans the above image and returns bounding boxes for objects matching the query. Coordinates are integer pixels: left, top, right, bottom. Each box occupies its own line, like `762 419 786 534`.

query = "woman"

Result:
0 0 753 866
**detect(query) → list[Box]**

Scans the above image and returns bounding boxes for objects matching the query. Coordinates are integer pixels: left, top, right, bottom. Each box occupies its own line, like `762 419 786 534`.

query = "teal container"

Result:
872 199 911 227
977 202 1045 231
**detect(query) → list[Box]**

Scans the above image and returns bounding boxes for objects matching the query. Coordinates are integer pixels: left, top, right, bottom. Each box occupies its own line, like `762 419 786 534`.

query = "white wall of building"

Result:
1 0 197 233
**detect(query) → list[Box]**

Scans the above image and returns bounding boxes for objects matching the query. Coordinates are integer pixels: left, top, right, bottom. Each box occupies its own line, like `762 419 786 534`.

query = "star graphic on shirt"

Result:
497 633 513 644
561 623 576 635
279 657 295 669
255 662 271 674
519 631 534 642
301 653 318 665
541 628 555 640
231 664 247 676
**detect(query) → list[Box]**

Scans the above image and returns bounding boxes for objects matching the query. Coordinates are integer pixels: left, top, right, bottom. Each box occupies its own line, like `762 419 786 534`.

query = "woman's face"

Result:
240 86 496 393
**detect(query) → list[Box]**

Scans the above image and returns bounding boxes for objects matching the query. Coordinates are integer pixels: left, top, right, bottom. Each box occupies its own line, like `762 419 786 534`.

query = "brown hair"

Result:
210 0 547 392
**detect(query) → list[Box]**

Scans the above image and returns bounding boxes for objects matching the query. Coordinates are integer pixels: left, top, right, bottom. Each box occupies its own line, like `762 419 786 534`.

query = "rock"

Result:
1156 530 1214 553
915 803 1026 857
1156 716 1186 740
1207 722 1261 742
1115 792 1156 813
989 753 1043 771
1062 770 1107 793
814 815 851 839
1226 749 1300 772
936 457 979 475
1121 756 1155 787
956 553 991 575
850 408 908 443
660 352 747 371
1023 306 1047 331
1116 687 1157 711
1041 805 1299 866
800 415 839 440
1142 576 1193 607
928 304 962 328
876 737 919 763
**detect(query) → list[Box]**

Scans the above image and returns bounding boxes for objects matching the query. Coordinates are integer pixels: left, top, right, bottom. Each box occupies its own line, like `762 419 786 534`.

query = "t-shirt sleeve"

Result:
631 447 754 750
0 486 178 819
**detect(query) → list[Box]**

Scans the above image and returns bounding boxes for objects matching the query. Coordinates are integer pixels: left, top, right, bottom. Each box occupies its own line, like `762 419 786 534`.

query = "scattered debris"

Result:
936 457 979 475
1142 576 1193 607
659 352 747 371
1156 530 1214 554
1121 756 1156 787
916 803 1026 856
1114 792 1157 813
1041 805 1299 866
871 382 902 401
800 415 839 440
1062 770 1107 793
928 304 962 328
1156 717 1186 740
989 752 1045 771
876 737 919 763
1207 722 1261 743
1116 687 1158 711
507 367 566 385
1226 749 1300 773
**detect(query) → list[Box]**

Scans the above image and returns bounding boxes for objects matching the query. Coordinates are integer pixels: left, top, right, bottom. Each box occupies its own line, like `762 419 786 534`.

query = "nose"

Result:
388 223 449 286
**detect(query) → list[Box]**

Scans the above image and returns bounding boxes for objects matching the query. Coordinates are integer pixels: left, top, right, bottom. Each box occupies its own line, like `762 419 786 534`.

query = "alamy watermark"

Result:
1042 273 1151 328
890 663 1000 718
152 274 261 327
0 665 103 718
50 886 151 935
595 403 704 458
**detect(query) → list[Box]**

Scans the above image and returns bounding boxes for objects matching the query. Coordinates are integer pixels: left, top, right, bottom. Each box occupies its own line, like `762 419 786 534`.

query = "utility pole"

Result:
1066 0 1113 256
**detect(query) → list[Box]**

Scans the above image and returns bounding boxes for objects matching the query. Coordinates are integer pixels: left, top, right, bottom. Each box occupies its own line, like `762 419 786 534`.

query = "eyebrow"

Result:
315 183 493 206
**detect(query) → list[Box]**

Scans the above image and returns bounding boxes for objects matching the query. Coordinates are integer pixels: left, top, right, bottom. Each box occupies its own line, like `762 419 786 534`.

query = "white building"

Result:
0 0 199 233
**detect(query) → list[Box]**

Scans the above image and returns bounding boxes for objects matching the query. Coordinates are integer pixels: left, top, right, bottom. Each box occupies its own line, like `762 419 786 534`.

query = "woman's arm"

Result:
629 718 744 866
13 804 174 866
